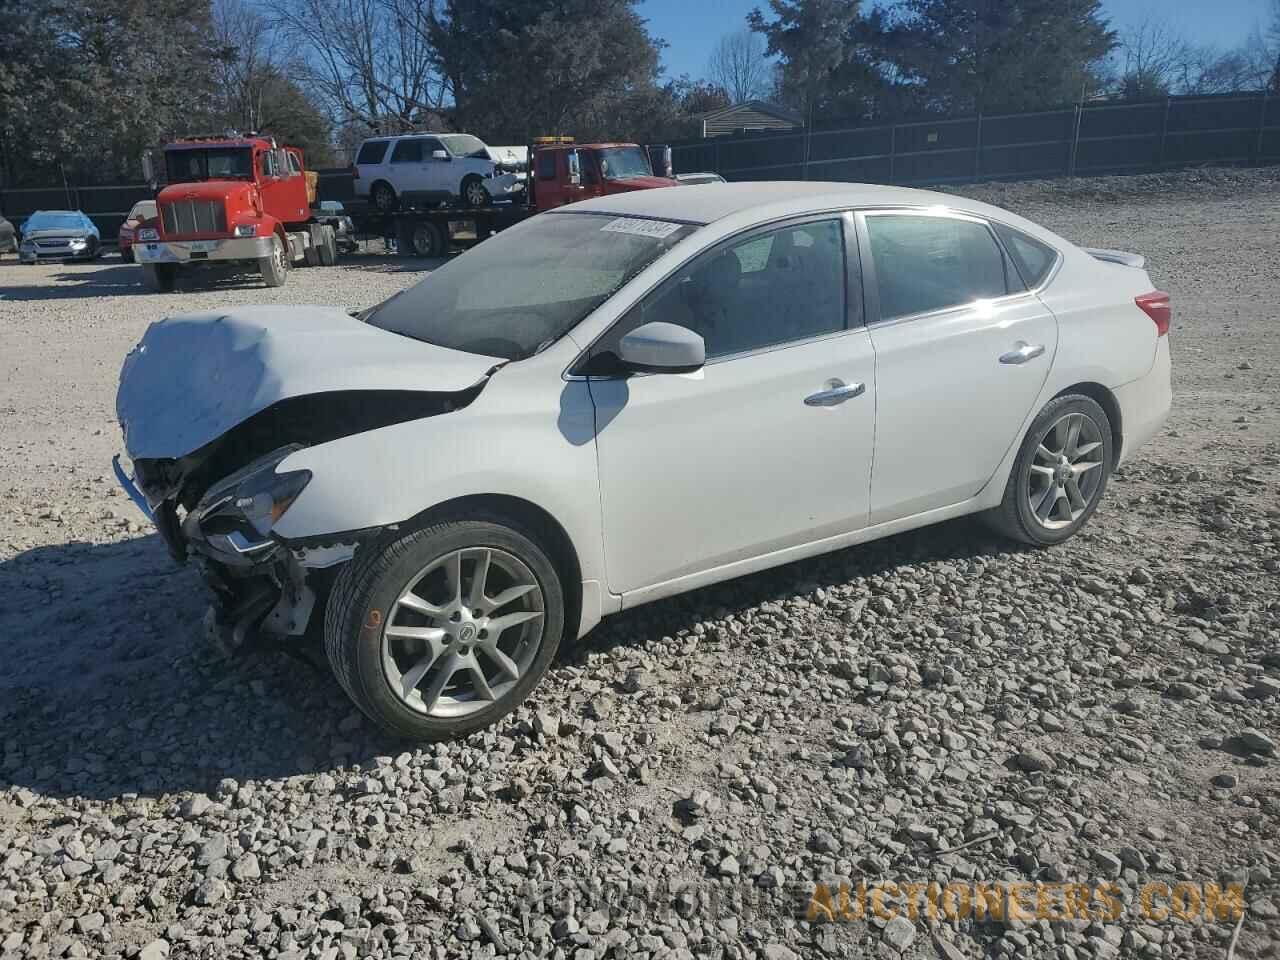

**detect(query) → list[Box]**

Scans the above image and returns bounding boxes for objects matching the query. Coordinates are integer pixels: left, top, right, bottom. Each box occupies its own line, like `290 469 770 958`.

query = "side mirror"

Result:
616 322 705 374
431 149 450 161
141 151 155 184
568 150 581 186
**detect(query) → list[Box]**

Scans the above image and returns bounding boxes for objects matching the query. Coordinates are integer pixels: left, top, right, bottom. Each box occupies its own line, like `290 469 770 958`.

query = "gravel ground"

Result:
0 170 1278 960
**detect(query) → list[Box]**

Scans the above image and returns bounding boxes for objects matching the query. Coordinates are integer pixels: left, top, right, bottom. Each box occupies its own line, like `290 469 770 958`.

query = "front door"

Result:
858 210 1059 524
586 215 877 597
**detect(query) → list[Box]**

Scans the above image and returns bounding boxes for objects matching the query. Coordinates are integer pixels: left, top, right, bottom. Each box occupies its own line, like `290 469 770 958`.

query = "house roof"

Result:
699 100 804 125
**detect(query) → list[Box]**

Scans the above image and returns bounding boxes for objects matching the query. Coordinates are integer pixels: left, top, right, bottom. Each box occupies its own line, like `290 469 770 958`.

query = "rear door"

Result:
354 139 391 196
388 137 428 198
858 209 1058 524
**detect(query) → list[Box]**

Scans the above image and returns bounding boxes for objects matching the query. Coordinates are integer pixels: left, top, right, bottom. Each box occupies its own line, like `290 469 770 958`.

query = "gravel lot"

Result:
1 170 1278 960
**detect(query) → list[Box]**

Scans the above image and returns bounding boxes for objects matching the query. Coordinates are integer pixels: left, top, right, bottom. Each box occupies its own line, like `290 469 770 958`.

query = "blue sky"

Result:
640 0 1273 80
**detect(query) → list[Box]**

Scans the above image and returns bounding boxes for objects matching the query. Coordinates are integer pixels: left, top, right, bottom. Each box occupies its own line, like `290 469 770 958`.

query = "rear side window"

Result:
356 140 389 165
536 151 558 181
390 139 423 164
994 223 1058 288
866 214 1012 321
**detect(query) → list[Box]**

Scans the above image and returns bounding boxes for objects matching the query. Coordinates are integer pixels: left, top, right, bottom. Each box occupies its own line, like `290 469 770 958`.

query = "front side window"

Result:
535 151 558 181
865 214 1013 321
390 139 423 164
600 218 849 363
363 213 696 360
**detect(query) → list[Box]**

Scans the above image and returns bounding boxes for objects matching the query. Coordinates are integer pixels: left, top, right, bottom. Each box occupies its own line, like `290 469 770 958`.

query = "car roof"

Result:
30 209 86 217
559 181 1014 227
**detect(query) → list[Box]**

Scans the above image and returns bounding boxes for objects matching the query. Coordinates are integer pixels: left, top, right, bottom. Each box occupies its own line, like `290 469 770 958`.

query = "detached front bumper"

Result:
134 236 274 265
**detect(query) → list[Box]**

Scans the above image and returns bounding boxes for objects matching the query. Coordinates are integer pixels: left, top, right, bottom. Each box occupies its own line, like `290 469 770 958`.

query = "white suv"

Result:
353 133 514 210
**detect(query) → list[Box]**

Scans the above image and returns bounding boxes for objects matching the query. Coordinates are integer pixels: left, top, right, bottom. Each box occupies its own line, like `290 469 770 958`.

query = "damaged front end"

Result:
113 306 500 656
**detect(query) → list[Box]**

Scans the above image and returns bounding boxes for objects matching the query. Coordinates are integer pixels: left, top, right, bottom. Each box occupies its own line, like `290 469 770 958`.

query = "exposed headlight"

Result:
138 227 158 241
69 238 88 247
234 224 257 238
199 446 311 539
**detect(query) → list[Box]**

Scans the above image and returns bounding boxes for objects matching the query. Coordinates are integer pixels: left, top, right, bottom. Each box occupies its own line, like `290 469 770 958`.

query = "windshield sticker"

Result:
600 218 683 240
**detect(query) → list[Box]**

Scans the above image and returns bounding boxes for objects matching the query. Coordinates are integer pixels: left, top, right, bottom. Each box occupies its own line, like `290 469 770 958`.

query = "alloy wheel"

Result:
1026 412 1105 529
465 179 487 206
381 547 545 717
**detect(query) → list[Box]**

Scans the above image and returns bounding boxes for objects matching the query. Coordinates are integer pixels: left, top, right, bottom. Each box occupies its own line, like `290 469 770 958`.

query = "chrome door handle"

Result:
804 379 866 407
999 342 1045 364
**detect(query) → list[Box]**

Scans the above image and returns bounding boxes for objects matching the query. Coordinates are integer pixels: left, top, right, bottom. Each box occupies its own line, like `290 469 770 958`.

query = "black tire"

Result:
985 394 1114 546
318 226 338 266
141 262 176 292
371 181 398 213
259 235 289 288
461 175 490 208
409 221 444 257
324 514 565 740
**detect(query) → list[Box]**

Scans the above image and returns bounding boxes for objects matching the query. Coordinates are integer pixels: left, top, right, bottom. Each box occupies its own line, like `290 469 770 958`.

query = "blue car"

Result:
18 210 101 263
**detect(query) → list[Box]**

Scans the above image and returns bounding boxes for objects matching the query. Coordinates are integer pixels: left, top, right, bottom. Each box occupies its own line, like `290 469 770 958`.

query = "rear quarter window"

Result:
994 223 1059 288
356 140 390 165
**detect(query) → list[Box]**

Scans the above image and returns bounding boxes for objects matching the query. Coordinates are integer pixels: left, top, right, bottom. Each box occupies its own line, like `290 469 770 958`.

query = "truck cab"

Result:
135 134 337 291
530 139 677 211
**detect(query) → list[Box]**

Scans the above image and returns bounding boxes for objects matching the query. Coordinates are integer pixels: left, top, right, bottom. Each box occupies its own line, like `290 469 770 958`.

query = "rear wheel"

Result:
259 235 290 288
120 247 134 264
409 221 444 257
318 226 338 265
324 515 565 740
462 175 490 208
141 262 176 292
986 394 1113 546
372 182 398 213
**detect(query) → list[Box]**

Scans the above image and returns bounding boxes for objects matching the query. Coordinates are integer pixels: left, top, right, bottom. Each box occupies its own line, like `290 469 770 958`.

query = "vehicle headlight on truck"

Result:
197 446 311 544
234 224 258 238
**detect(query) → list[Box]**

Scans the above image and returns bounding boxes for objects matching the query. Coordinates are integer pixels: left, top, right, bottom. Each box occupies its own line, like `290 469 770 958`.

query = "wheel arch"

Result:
1052 381 1123 462
396 493 584 641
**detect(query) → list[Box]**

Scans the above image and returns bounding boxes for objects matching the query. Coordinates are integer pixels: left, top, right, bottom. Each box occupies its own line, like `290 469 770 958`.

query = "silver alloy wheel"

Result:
1027 411 1105 529
381 547 544 717
464 178 488 206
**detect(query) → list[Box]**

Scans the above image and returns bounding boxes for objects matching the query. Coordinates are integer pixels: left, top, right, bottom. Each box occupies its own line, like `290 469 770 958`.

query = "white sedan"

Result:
114 182 1172 740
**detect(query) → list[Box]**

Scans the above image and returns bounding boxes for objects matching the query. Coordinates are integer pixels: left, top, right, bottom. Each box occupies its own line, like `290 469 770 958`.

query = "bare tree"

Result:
1110 19 1196 98
708 27 771 103
270 0 444 132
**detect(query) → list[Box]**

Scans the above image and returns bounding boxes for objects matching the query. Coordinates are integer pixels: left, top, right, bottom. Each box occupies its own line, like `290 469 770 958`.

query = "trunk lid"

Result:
117 306 501 459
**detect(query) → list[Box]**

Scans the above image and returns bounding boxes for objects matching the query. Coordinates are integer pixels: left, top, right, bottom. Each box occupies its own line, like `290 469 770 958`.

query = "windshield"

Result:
166 147 253 181
25 212 87 231
440 134 490 159
363 213 696 360
597 146 653 181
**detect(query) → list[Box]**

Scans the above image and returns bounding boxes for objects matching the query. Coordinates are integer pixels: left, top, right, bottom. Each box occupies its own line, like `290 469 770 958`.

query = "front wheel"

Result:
324 516 565 740
141 262 176 292
259 235 290 287
986 394 1114 546
461 175 490 208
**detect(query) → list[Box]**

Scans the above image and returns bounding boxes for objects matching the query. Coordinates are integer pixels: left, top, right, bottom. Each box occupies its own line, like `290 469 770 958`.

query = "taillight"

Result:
1135 291 1171 337
350 163 359 179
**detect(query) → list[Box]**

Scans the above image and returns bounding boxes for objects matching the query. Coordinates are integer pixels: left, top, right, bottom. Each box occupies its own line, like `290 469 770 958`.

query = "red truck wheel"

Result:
141 263 176 292
259 236 290 288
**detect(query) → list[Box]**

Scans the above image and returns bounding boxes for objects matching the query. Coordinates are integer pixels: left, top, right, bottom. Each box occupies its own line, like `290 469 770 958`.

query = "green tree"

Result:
875 0 1116 113
428 0 666 142
748 0 860 123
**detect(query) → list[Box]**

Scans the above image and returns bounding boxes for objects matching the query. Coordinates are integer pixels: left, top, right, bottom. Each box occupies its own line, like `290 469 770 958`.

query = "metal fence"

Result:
671 92 1280 185
4 93 1276 242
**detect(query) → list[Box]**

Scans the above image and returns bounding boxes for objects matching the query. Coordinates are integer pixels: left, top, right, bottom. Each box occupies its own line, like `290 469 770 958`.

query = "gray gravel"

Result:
0 172 1278 959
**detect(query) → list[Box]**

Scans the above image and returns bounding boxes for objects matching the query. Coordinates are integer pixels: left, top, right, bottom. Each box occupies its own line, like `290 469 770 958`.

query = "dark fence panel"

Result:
670 92 1279 188
0 183 150 243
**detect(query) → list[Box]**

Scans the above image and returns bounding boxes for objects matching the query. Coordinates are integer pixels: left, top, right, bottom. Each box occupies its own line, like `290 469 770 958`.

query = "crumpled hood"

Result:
117 305 500 459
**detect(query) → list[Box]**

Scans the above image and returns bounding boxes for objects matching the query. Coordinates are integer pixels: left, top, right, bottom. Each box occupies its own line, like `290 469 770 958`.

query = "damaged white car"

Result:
115 183 1172 740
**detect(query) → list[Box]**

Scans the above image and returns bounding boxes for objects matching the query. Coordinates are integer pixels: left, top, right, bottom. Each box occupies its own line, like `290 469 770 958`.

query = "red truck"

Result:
135 134 342 291
371 136 678 257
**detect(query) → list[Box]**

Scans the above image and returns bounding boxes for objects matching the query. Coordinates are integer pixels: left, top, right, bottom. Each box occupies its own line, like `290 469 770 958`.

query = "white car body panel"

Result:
116 181 1172 641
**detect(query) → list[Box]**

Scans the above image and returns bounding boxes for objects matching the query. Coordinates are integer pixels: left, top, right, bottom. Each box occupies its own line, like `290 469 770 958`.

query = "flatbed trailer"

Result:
344 199 535 258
